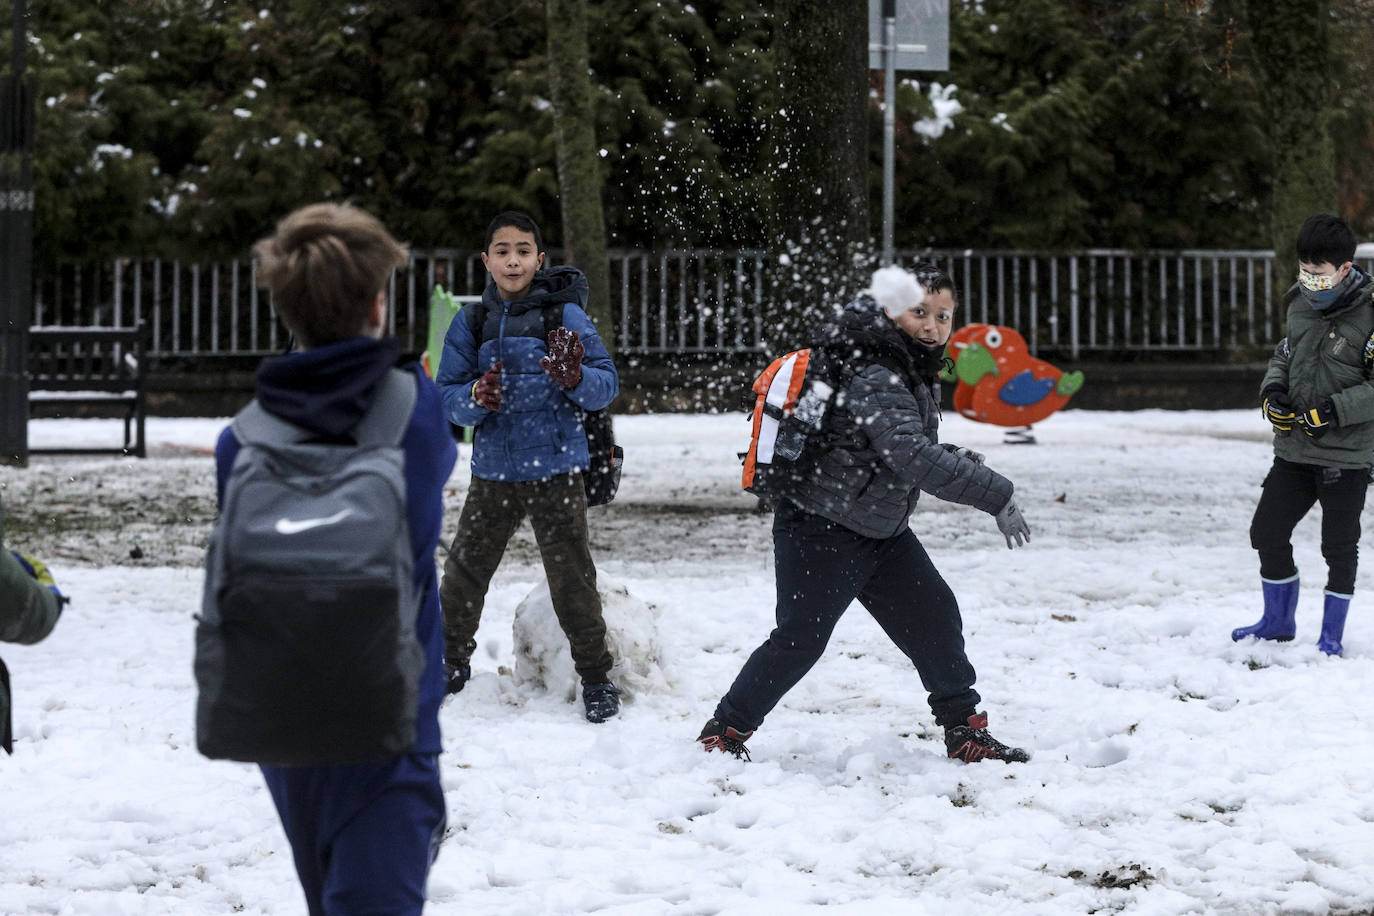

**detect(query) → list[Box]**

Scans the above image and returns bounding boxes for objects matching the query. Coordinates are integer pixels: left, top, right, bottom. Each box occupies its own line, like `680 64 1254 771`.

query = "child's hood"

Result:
485 265 589 317
253 337 402 438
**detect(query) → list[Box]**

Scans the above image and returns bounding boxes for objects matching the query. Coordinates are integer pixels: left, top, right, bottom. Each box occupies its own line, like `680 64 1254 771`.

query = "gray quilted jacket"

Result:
782 297 1014 538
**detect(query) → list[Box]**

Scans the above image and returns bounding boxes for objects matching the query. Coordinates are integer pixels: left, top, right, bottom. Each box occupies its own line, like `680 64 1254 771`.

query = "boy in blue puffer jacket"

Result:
435 211 622 722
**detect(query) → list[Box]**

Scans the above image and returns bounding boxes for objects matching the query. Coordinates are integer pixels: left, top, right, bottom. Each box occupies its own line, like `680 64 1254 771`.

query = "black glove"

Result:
541 327 584 389
472 361 503 411
1261 387 1296 433
1298 398 1336 439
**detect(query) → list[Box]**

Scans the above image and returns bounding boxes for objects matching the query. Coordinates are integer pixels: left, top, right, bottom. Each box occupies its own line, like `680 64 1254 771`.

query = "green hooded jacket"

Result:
1262 274 1374 468
1 497 62 754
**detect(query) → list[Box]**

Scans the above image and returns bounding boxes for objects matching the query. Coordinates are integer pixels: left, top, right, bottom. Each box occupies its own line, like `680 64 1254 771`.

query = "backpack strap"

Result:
542 303 563 341
464 299 489 342
233 369 417 448
352 369 419 446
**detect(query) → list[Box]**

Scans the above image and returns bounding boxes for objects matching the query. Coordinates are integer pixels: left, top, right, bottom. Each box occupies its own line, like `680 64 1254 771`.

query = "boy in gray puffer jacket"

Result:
698 264 1032 763
1238 213 1374 656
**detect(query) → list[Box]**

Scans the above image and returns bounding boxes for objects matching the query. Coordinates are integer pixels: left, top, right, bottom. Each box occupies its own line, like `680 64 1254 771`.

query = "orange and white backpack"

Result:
741 348 837 497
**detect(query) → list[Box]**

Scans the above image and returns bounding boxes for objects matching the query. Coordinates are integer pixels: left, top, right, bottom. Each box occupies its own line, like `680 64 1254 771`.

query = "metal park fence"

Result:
32 248 1374 364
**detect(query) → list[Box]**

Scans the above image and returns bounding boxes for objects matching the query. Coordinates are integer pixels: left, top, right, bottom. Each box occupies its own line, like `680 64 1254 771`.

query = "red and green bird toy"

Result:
940 324 1084 427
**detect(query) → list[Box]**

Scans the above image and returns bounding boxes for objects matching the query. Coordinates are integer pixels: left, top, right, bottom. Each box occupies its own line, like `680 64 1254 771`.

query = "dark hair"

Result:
911 260 958 303
253 203 408 347
1296 213 1357 266
484 211 545 253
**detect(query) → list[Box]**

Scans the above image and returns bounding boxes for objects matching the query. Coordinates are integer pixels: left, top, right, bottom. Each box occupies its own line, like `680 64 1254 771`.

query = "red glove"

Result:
472 361 503 410
541 327 584 389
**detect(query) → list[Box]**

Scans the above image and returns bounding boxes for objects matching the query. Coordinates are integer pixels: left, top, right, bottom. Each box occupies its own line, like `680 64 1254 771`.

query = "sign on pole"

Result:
870 0 948 266
868 0 949 72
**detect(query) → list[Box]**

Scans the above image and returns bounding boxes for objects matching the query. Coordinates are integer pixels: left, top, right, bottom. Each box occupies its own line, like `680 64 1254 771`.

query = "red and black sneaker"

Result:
944 712 1030 763
697 717 754 761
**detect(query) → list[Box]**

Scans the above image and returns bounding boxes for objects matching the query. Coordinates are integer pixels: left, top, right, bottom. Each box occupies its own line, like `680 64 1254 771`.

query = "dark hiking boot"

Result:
583 682 621 723
697 717 754 761
944 712 1031 763
445 665 470 696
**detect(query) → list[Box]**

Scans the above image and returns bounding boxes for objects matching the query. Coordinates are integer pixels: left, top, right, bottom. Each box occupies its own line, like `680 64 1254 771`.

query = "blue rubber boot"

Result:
1231 575 1299 642
1318 591 1351 656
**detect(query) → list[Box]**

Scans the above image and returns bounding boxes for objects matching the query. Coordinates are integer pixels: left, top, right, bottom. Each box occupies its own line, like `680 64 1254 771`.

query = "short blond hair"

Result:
253 203 409 347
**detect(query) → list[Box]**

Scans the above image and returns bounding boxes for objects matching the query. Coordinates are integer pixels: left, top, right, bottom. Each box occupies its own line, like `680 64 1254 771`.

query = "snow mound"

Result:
512 574 669 702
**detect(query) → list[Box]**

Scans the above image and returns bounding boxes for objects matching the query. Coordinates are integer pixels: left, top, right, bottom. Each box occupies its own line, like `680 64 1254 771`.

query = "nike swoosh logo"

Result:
273 508 354 535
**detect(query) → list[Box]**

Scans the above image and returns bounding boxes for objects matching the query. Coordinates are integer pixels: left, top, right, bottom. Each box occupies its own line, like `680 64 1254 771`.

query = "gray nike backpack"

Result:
195 369 424 766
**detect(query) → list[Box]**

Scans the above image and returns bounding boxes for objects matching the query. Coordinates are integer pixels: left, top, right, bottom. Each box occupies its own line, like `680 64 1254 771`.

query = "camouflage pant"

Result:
439 473 612 684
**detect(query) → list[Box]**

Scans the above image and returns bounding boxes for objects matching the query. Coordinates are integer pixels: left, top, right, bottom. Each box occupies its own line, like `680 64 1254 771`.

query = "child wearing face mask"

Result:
696 264 1033 764
1240 213 1374 656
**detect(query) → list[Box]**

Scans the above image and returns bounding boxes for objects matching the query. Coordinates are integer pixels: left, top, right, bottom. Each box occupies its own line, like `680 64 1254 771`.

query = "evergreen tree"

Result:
587 0 772 248
547 0 612 348
892 0 1269 251
1329 0 1374 239
23 2 171 270
767 0 870 337
11 0 1369 272
1241 0 1339 279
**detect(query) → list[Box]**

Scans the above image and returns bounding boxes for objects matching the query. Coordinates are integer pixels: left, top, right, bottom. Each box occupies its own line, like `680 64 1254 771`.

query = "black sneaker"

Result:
697 717 754 761
445 666 470 696
944 712 1030 763
583 682 621 723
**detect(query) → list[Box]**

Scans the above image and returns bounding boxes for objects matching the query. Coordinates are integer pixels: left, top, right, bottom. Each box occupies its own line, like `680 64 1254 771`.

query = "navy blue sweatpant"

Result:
716 501 980 733
262 753 446 916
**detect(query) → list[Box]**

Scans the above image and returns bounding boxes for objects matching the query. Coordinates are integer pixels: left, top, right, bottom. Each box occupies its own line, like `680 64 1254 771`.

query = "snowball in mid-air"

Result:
868 265 923 318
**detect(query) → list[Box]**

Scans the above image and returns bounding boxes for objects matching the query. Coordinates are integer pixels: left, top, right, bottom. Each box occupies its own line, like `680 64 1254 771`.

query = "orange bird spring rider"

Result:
939 324 1084 442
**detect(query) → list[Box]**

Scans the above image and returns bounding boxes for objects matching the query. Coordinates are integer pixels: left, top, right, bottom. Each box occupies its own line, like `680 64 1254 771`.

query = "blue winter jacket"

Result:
213 337 457 757
435 266 618 482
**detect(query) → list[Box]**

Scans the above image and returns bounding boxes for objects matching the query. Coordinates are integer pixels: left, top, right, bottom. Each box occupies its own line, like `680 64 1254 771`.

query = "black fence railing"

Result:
32 248 1374 363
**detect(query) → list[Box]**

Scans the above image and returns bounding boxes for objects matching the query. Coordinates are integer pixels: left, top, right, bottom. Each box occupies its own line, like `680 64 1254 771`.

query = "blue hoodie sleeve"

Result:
556 303 619 412
213 424 240 508
435 303 491 428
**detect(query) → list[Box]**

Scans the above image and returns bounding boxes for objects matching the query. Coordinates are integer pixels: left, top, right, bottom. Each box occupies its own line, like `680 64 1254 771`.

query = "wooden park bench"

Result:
27 322 147 457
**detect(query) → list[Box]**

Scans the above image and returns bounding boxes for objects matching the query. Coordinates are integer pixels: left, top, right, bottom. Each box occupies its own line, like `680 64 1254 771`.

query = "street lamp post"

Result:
2 0 34 465
881 0 896 267
868 0 949 268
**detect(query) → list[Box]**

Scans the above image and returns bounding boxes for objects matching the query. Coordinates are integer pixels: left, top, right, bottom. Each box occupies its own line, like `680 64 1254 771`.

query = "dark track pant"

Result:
1251 457 1369 595
440 473 612 683
715 502 980 733
262 753 446 916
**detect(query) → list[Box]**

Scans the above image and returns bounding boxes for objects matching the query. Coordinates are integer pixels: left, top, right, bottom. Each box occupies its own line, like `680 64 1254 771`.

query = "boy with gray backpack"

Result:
195 203 456 915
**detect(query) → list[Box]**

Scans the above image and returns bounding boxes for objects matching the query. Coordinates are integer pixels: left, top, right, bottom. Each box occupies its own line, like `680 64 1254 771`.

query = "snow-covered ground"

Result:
3 408 1374 915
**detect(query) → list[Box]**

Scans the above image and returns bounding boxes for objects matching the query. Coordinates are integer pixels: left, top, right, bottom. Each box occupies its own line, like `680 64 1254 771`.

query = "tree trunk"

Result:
546 0 614 356
767 0 871 342
1243 0 1339 281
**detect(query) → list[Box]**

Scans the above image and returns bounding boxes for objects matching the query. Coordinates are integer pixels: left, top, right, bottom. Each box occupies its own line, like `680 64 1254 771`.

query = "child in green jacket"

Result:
0 495 66 753
1240 213 1374 656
